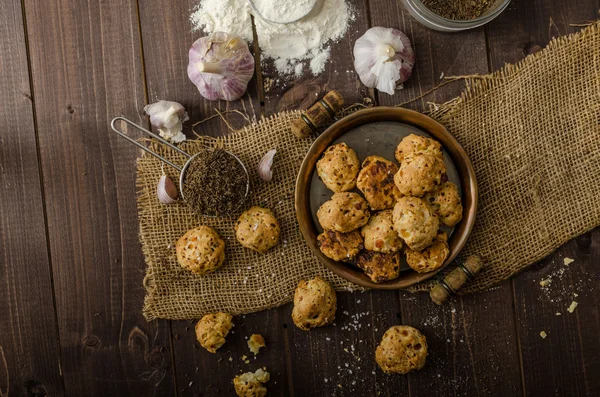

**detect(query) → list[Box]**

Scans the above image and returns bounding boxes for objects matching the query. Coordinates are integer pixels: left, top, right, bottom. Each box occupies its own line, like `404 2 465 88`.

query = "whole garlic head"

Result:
187 32 255 101
144 100 189 143
353 27 415 95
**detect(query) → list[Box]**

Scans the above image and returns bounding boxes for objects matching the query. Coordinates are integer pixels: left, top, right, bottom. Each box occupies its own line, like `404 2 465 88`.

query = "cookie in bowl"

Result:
360 210 403 253
355 250 401 283
176 226 226 275
392 197 439 251
317 192 370 233
395 133 442 163
405 232 450 273
394 152 447 197
356 155 402 210
316 142 360 193
235 207 280 254
424 181 463 227
317 229 364 262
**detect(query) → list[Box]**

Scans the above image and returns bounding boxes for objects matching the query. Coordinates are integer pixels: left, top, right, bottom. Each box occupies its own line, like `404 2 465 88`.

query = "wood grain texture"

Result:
0 1 64 396
22 0 174 395
261 0 373 114
138 0 260 137
368 0 488 109
283 290 408 396
487 2 600 395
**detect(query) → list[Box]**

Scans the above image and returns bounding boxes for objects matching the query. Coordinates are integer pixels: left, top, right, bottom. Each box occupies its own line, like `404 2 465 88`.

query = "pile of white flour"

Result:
190 0 353 76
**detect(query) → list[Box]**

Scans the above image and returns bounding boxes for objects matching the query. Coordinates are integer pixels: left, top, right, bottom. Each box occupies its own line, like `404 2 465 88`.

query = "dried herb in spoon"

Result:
182 149 248 216
421 0 492 20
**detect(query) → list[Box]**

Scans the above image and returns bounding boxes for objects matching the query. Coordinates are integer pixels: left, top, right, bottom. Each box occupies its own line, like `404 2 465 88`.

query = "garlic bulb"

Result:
157 175 178 204
187 32 255 101
144 100 189 143
258 149 276 182
353 27 415 95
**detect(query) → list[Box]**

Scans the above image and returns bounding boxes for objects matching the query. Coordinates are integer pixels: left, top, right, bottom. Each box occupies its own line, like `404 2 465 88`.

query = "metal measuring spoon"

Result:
247 0 320 24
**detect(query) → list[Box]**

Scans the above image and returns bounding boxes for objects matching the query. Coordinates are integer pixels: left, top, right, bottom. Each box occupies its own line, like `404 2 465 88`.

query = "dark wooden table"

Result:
1 0 599 396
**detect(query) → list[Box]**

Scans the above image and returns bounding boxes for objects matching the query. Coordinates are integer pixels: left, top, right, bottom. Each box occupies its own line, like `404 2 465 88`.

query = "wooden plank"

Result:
486 2 600 395
369 0 489 109
138 0 261 137
283 290 408 396
22 0 175 395
0 0 64 395
171 310 289 396
367 2 524 395
261 0 374 114
399 286 523 396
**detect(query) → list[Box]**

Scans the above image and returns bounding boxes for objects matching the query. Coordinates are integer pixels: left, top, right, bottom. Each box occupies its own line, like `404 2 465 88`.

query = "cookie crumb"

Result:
563 257 575 266
556 312 561 316
567 301 579 313
248 334 266 355
540 331 547 339
539 278 552 287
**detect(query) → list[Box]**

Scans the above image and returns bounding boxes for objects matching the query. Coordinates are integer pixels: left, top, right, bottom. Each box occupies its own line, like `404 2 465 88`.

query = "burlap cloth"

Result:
138 22 600 321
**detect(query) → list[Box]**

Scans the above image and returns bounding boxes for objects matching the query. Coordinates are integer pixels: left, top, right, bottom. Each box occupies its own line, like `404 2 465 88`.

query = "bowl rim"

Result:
295 106 478 289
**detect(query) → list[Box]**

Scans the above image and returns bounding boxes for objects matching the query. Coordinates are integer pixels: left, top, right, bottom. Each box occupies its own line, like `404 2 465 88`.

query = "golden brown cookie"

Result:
247 334 266 355
360 210 403 253
317 230 364 262
424 181 463 227
356 156 402 210
316 142 360 193
355 250 401 283
393 197 439 251
395 134 442 163
292 276 337 331
233 368 270 397
376 325 428 374
176 226 226 275
195 312 233 353
316 192 370 233
405 232 450 273
394 153 447 197
235 207 280 254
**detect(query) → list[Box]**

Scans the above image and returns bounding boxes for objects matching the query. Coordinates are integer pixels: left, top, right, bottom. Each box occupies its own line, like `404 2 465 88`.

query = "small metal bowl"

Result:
111 117 250 217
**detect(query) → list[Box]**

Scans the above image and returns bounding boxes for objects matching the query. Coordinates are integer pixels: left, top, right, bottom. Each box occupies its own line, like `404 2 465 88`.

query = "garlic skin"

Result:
258 149 276 182
353 27 415 95
187 32 255 101
157 175 179 204
144 100 189 143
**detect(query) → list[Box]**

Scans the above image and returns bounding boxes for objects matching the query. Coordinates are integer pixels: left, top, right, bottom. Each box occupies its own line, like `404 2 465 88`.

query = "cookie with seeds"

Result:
424 181 463 227
317 230 364 262
355 250 401 283
405 232 450 273
176 226 226 275
234 368 270 397
235 207 280 254
395 133 442 163
392 197 439 251
292 276 337 331
195 312 233 353
316 192 370 233
316 142 360 193
360 210 403 253
394 152 446 197
376 325 428 374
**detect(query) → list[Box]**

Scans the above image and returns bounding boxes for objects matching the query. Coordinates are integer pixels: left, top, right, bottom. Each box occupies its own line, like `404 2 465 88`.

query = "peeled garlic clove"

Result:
144 100 189 143
157 175 179 204
258 149 276 182
353 27 415 95
187 32 255 102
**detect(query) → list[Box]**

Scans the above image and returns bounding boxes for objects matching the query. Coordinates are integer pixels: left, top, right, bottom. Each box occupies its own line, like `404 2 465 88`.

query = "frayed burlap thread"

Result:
139 22 600 320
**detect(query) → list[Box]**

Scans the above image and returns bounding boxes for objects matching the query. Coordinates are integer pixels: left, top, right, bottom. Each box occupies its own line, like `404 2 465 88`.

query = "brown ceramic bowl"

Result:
295 107 478 289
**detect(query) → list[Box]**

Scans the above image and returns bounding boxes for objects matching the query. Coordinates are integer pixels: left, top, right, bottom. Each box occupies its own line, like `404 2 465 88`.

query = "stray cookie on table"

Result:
405 232 450 273
248 334 266 355
292 276 337 331
394 152 447 197
356 155 402 210
424 181 463 227
235 206 280 254
376 325 428 374
316 142 360 193
317 192 370 233
233 368 270 397
395 133 442 163
355 250 401 283
360 210 403 253
317 229 363 262
393 197 439 251
176 226 226 275
195 312 233 353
